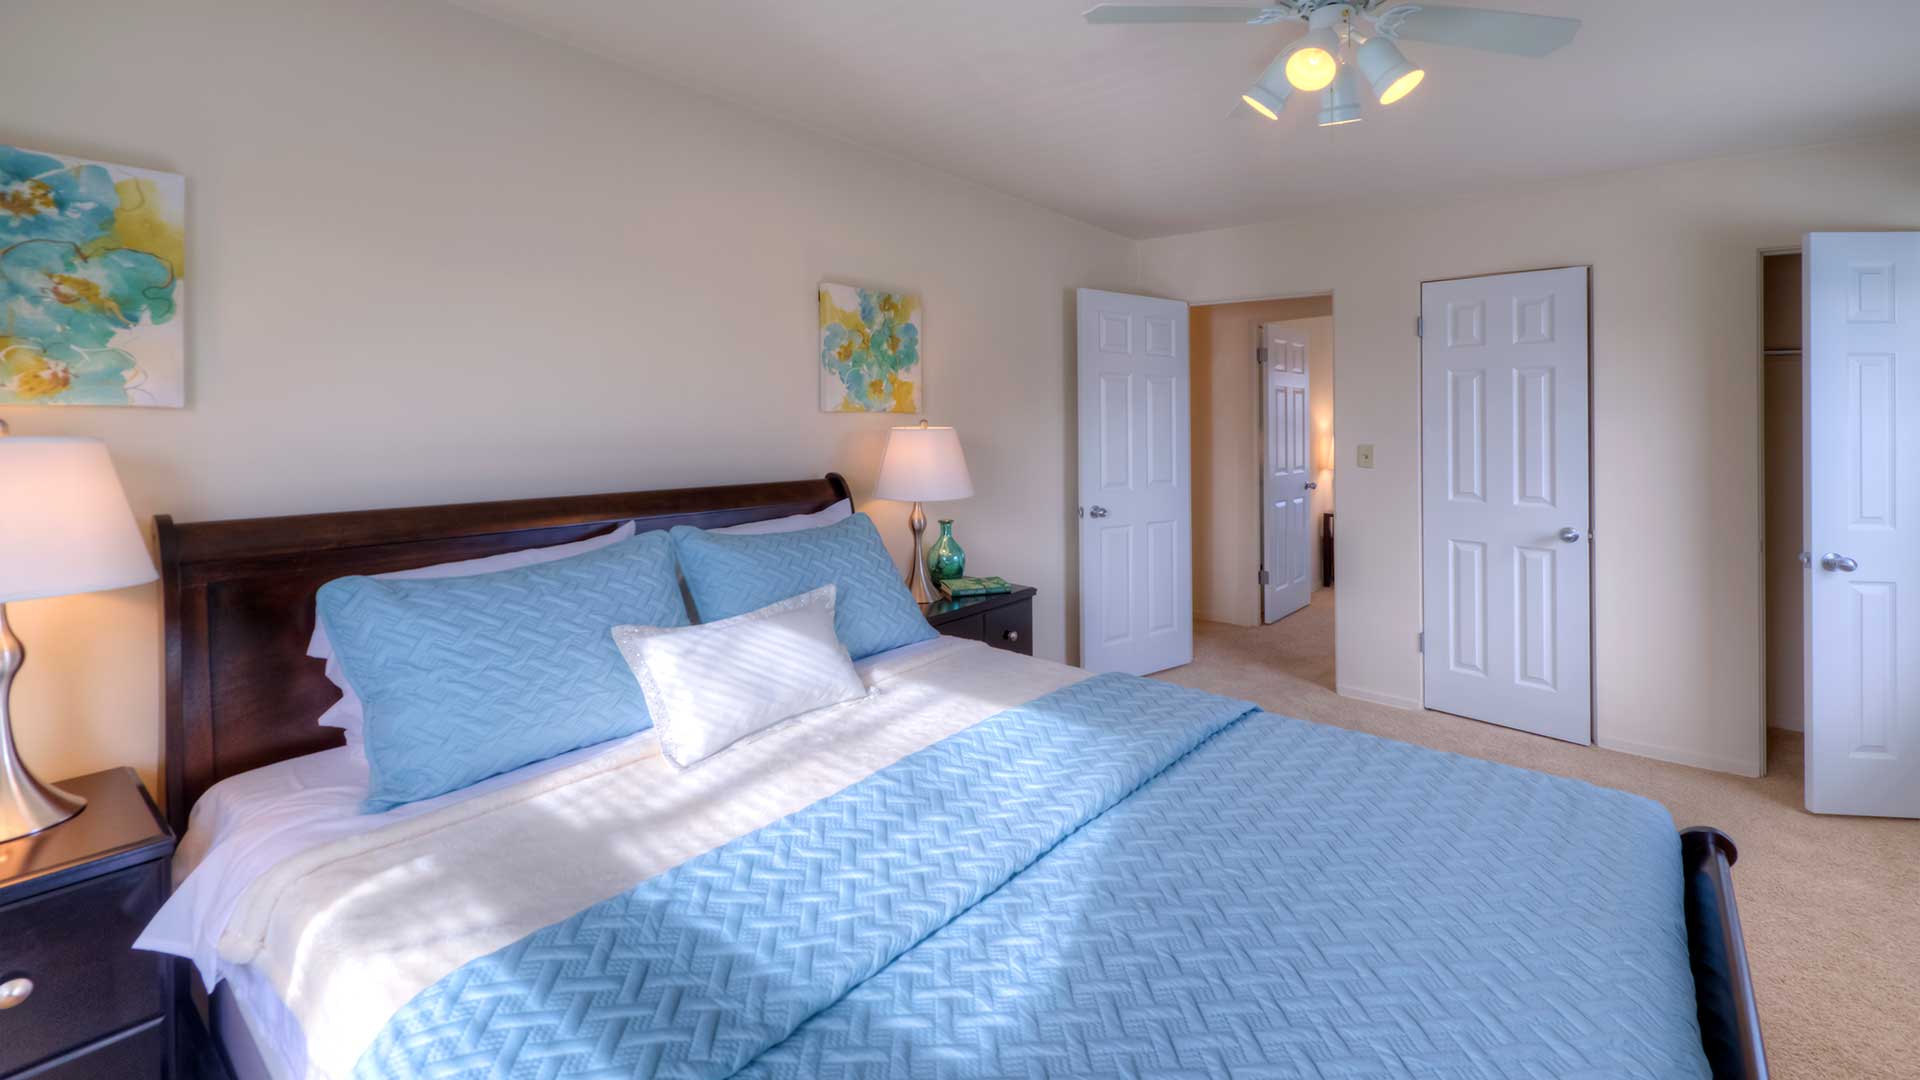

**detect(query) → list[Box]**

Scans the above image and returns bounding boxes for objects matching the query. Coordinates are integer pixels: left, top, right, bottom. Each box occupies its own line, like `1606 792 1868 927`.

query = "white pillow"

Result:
708 498 852 535
309 521 638 741
611 585 867 768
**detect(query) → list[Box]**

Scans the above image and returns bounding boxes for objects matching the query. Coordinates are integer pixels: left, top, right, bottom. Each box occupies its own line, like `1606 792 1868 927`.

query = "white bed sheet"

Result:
157 728 698 1080
140 636 1081 1080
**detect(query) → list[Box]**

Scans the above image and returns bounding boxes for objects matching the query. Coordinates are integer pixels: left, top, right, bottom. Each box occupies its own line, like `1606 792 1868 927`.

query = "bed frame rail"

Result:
1681 826 1768 1080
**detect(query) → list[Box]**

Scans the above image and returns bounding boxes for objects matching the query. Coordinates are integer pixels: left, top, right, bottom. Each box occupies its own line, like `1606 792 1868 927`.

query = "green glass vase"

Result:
927 519 966 588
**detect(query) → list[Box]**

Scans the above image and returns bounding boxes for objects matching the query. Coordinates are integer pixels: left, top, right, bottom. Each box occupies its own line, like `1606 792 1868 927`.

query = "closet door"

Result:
1421 267 1591 744
1804 233 1920 817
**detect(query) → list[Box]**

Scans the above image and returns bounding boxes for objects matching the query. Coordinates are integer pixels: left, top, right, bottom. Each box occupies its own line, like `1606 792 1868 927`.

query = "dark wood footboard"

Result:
1681 827 1769 1080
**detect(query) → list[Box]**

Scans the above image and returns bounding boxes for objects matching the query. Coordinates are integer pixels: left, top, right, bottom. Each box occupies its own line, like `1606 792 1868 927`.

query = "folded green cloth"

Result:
940 575 1011 598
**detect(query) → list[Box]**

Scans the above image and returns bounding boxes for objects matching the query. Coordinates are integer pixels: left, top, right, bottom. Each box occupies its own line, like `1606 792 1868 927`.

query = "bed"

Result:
141 474 1767 1080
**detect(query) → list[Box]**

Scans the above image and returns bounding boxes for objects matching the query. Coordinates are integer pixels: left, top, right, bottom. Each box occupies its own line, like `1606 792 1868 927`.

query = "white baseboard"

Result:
1595 735 1764 778
1336 683 1422 711
1333 685 1766 777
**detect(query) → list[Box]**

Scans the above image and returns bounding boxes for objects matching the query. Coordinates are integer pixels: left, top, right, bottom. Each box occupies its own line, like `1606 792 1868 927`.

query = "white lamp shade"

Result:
0 437 156 602
1242 53 1295 120
1317 65 1364 127
873 425 973 503
1356 36 1424 104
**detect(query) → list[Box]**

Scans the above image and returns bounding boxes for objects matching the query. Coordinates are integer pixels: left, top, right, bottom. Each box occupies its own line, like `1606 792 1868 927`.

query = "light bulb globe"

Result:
1283 27 1342 92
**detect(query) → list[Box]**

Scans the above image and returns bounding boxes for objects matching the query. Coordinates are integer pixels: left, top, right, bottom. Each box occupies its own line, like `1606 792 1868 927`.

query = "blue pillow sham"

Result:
317 530 689 813
670 512 937 661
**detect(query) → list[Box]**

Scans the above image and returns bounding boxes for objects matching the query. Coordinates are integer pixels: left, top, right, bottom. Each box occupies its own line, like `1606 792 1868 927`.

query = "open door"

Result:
1076 288 1192 675
1261 322 1314 623
1804 233 1920 817
1420 267 1592 744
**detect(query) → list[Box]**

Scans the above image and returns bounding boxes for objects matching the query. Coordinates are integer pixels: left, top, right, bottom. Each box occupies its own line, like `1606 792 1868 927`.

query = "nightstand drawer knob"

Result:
0 977 31 1009
1003 629 1020 643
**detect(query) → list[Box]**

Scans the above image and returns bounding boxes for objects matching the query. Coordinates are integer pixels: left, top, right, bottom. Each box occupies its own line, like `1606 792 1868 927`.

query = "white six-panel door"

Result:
1262 323 1314 623
1805 233 1920 817
1077 288 1193 675
1421 268 1592 744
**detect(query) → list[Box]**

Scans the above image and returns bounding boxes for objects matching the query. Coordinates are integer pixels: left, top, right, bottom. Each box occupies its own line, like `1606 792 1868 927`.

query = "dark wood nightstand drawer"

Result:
922 586 1037 657
0 860 169 1076
0 769 175 1080
983 602 1033 655
938 613 986 641
13 1016 165 1080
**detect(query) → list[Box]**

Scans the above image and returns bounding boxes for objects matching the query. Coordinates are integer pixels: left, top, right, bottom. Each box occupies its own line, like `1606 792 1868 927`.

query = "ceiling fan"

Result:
1083 2 1581 128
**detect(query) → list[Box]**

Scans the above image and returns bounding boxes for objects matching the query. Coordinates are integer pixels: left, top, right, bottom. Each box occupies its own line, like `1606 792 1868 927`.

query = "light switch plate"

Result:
1356 443 1375 469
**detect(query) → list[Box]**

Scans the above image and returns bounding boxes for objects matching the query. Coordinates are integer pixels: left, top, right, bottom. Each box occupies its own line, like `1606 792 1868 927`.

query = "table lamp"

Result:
873 420 973 604
0 425 157 841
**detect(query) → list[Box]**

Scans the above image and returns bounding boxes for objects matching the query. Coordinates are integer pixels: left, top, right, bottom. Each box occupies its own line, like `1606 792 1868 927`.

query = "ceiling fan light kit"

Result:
1356 35 1424 103
1087 1 1580 129
1316 64 1364 126
1241 83 1288 120
1241 53 1296 118
1283 24 1343 91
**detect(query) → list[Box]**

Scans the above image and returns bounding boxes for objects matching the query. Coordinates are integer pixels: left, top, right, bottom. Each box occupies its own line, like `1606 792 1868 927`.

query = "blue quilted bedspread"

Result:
357 674 1709 1080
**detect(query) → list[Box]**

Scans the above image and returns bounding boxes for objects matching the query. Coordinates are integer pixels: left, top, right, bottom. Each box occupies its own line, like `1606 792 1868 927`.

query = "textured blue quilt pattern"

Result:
356 676 1709 1080
354 674 1253 1079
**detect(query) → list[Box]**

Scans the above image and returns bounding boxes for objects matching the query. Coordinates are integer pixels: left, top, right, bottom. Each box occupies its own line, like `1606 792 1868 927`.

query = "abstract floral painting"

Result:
0 145 185 407
819 282 921 413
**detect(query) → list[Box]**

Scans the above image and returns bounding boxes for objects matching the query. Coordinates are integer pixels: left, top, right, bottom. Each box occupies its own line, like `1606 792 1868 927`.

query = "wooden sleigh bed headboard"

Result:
155 473 852 837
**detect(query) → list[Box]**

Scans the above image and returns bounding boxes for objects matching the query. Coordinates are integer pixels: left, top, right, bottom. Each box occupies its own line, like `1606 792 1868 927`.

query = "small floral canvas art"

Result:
819 282 921 413
0 145 186 407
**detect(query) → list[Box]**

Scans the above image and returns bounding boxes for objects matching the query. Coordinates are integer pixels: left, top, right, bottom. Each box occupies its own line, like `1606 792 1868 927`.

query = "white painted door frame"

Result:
1076 288 1194 675
1419 266 1593 744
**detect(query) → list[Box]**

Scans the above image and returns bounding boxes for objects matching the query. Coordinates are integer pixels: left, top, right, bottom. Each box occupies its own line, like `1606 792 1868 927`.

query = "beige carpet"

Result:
1155 590 1920 1080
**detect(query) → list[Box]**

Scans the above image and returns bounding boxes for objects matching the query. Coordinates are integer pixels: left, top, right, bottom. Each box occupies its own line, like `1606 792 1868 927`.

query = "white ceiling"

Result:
454 0 1920 238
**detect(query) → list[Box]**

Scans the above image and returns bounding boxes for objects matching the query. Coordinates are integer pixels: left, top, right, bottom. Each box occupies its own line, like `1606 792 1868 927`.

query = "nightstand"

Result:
922 585 1036 656
0 768 175 1079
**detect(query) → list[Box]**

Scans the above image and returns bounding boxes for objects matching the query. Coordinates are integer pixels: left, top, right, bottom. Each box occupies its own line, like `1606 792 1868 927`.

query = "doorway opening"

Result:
1759 250 1802 761
1188 294 1335 685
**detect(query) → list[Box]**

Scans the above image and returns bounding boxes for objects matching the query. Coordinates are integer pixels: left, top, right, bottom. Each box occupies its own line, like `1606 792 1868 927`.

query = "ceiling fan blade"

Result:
1083 4 1277 24
1375 4 1580 57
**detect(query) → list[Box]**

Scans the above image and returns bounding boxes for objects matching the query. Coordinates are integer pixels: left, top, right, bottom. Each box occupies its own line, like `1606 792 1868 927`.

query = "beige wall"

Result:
1140 133 1920 776
9 4 1915 798
0 0 1136 802
1190 297 1333 625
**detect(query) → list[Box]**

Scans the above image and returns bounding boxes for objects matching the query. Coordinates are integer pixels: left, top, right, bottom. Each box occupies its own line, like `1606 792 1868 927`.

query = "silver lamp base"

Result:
904 501 936 604
0 602 85 842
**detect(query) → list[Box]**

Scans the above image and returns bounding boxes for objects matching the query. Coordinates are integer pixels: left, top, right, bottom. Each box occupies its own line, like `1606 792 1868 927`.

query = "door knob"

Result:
1820 552 1859 573
0 977 30 1009
1304 481 1319 490
1088 506 1109 519
1557 527 1583 543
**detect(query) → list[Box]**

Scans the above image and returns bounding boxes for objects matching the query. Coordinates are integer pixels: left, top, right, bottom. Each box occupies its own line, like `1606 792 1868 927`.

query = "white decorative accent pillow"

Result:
611 585 867 768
